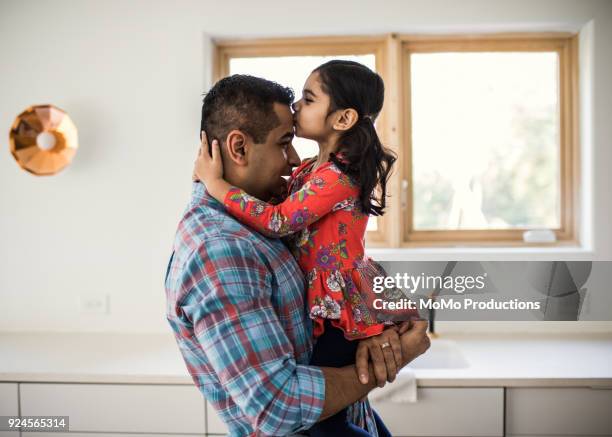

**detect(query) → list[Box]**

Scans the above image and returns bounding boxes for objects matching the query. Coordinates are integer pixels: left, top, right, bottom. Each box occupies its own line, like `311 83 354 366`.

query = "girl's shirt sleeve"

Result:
223 165 359 238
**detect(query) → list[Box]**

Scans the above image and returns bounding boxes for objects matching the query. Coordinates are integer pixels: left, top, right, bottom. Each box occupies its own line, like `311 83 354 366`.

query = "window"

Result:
213 33 580 247
400 35 579 246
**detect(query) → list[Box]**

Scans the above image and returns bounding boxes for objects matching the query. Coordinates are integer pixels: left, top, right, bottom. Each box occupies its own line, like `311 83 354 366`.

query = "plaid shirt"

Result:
165 182 376 436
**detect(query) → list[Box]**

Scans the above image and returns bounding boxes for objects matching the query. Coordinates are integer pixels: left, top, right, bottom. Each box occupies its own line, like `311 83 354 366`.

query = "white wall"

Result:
0 0 610 333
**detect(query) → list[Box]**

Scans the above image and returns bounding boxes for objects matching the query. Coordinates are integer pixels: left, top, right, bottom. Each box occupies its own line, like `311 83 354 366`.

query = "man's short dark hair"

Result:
200 75 294 147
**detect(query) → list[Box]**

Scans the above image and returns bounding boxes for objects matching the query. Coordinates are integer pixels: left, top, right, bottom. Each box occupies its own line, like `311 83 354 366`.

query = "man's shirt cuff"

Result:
294 364 326 431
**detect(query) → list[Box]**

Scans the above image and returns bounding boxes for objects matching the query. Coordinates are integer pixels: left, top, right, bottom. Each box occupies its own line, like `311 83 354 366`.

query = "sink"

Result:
404 339 470 369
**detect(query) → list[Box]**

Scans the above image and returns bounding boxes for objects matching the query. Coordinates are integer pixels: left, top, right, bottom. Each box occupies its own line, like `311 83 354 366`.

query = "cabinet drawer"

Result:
370 387 504 436
506 387 612 435
0 383 18 416
0 384 18 437
20 383 205 434
206 400 229 434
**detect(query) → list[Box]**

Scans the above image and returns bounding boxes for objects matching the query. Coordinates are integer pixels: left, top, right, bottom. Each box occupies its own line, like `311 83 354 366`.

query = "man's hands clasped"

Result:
355 319 430 387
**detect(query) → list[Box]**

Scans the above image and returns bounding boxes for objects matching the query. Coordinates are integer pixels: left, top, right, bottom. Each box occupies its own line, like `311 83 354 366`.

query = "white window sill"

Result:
365 246 594 261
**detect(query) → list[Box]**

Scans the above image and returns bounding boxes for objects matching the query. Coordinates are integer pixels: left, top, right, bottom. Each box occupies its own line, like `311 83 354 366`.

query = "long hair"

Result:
314 60 396 216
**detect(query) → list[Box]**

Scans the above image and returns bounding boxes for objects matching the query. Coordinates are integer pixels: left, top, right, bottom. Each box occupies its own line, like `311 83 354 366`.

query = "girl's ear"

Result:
226 130 249 165
332 108 359 132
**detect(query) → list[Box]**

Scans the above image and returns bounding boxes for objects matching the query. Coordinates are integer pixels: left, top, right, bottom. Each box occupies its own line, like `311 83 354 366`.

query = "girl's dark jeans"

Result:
308 319 392 437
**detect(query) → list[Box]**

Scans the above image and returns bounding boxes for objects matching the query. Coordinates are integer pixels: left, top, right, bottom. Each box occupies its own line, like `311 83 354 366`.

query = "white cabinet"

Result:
20 383 206 434
0 383 18 416
0 383 19 437
506 387 612 436
210 387 504 436
369 387 504 436
8 382 612 436
206 400 229 435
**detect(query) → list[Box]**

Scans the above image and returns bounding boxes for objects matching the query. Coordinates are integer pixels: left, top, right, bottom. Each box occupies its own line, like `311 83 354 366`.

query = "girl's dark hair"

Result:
314 60 396 216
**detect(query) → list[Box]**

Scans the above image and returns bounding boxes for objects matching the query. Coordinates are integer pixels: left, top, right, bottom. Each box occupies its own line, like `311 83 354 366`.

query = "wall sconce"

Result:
9 104 78 176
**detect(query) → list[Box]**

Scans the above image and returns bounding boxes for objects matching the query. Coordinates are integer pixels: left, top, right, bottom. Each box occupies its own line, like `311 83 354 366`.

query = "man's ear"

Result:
225 130 249 165
332 108 359 132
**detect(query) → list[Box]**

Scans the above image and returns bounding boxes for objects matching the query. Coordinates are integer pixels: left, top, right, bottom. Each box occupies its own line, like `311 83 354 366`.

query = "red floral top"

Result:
223 156 412 340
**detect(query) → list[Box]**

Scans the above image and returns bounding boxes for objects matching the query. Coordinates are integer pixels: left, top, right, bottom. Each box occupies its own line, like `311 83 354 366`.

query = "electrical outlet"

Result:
79 293 110 314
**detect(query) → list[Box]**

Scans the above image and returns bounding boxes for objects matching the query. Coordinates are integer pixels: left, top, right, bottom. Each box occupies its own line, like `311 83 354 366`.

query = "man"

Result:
165 75 430 436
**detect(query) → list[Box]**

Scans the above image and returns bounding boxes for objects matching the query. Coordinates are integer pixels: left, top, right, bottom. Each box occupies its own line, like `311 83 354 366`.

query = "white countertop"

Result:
1 331 611 388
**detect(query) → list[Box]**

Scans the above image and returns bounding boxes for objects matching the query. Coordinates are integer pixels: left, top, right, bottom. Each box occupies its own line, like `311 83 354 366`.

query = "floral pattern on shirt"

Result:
310 294 342 320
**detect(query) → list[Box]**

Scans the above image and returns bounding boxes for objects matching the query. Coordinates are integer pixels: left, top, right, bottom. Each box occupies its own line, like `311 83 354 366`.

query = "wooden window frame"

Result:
213 33 580 248
398 33 580 247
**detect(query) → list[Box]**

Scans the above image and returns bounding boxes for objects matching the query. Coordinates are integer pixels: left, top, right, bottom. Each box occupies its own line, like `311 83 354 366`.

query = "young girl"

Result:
195 60 420 436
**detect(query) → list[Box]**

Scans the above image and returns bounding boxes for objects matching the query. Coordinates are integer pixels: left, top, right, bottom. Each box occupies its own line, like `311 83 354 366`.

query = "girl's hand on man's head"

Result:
194 130 224 185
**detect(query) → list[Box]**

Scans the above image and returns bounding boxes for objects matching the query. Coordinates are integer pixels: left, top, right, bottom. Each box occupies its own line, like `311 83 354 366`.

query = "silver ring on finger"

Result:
381 341 391 349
